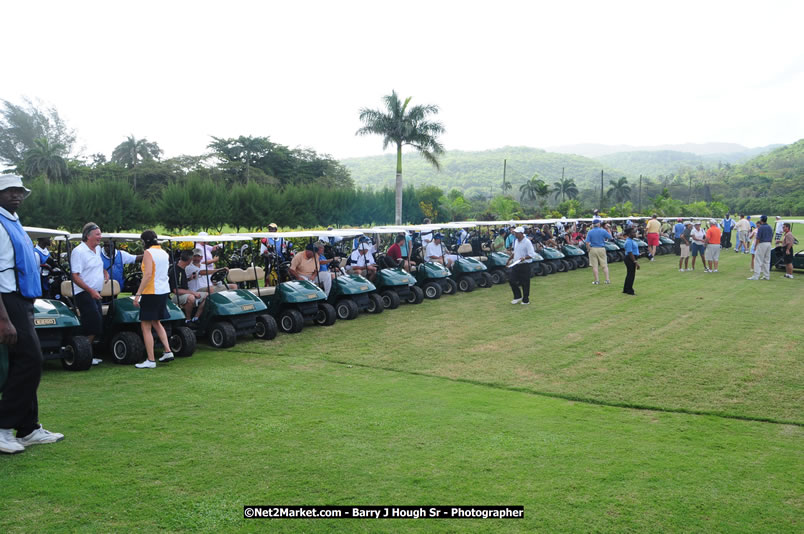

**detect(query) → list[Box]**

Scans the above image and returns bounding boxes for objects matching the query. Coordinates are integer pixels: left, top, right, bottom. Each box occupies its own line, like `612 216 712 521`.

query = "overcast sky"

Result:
3 0 802 160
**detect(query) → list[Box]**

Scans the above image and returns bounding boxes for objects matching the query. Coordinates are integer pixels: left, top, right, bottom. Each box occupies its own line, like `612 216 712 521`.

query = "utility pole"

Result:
600 170 604 209
689 175 693 203
638 174 642 213
502 159 507 195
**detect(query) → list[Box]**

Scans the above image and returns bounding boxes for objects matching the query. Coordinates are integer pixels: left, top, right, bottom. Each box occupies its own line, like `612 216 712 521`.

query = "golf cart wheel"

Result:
478 272 494 288
542 262 553 275
531 263 543 277
314 303 337 326
422 282 442 300
579 256 589 268
366 293 384 314
170 326 197 357
443 278 458 295
254 314 278 340
405 285 425 305
336 299 360 320
278 308 305 334
209 321 236 348
380 289 400 310
61 335 93 371
110 331 145 365
554 260 567 273
458 276 476 292
490 270 504 284
563 259 575 271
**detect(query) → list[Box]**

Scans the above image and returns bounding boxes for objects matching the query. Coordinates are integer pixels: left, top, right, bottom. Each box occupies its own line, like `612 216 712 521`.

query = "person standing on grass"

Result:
645 214 661 261
622 227 640 295
506 226 535 305
72 222 109 365
748 222 758 272
778 223 795 279
774 216 784 241
721 213 735 249
748 215 773 281
585 219 612 285
673 218 685 255
679 221 692 272
0 174 64 454
735 214 750 253
705 219 722 273
689 221 706 272
133 230 173 368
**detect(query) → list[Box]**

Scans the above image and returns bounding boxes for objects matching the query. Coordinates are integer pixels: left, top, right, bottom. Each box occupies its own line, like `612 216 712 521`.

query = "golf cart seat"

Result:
60 280 121 315
339 258 348 268
226 267 266 285
244 286 277 298
457 243 473 254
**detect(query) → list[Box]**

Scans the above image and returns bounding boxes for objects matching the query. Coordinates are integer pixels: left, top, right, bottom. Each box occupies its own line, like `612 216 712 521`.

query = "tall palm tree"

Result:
607 176 631 203
534 180 551 213
356 91 444 224
553 177 578 202
519 175 545 203
22 137 68 183
111 135 163 168
502 179 512 195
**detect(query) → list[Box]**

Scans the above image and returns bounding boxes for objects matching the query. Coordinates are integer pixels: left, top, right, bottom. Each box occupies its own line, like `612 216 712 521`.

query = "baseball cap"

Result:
434 232 444 239
198 231 208 237
677 218 683 222
0 174 31 198
305 243 316 251
192 248 203 256
514 226 525 233
709 219 717 225
268 223 278 230
760 215 767 222
694 221 701 226
593 218 601 225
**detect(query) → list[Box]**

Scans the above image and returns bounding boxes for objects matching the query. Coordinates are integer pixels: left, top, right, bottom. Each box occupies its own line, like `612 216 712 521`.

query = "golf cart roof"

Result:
230 229 365 240
169 234 249 243
67 232 171 242
782 219 804 224
24 227 69 240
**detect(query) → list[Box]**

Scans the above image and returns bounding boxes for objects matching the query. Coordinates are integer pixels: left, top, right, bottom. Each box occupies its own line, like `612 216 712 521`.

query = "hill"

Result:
547 142 782 158
341 146 625 198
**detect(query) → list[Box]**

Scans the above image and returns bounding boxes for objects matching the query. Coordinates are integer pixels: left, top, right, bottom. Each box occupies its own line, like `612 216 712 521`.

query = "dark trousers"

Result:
674 237 682 255
509 263 531 302
722 231 732 249
0 292 42 436
623 257 636 295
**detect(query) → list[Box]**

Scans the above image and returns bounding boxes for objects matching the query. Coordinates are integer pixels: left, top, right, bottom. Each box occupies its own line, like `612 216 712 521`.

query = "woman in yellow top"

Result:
133 230 173 368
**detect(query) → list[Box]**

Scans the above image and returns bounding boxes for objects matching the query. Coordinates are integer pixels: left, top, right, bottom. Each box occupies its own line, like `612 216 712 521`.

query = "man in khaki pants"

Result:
584 219 612 285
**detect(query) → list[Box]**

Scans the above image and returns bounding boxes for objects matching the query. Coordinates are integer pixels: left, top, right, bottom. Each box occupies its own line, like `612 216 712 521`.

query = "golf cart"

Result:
771 219 804 271
25 227 93 371
226 230 337 332
323 230 384 319
168 234 276 349
353 227 424 309
387 224 458 299
560 242 589 269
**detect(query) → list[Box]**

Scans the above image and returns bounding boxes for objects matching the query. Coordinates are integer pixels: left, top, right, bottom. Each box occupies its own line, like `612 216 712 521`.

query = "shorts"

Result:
705 244 721 262
75 290 104 336
691 243 706 257
679 244 690 258
173 292 206 306
647 233 660 247
589 247 607 269
783 252 794 265
139 293 170 321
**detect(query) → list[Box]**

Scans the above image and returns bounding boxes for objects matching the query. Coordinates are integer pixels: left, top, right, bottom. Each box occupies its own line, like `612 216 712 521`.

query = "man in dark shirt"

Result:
169 251 206 322
748 215 774 281
386 234 411 271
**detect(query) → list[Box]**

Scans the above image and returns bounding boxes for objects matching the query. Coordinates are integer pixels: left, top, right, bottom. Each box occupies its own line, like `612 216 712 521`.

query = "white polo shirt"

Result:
424 241 444 262
512 236 536 263
0 207 18 292
71 242 104 294
185 262 204 292
349 249 375 267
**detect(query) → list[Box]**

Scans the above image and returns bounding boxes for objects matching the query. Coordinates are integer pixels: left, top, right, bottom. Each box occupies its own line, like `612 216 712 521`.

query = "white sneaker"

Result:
17 426 64 446
91 358 102 365
0 428 25 454
510 298 522 304
135 360 156 369
679 268 685 272
521 301 530 305
747 276 759 280
762 276 771 281
158 352 175 362
592 281 599 285
713 269 718 272
784 274 794 279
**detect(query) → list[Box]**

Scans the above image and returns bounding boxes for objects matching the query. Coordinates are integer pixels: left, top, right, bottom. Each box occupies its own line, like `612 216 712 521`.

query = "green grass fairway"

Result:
2 232 802 532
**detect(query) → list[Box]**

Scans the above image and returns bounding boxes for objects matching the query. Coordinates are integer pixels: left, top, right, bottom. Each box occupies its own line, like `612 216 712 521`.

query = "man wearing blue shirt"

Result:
585 220 612 285
721 214 735 249
673 218 685 255
622 227 640 295
748 215 773 280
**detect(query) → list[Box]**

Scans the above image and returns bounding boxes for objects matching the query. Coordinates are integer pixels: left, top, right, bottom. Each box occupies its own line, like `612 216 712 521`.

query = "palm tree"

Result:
111 135 163 168
534 180 551 213
502 179 512 195
519 175 545 203
553 178 578 202
22 137 68 183
607 176 631 203
356 91 444 224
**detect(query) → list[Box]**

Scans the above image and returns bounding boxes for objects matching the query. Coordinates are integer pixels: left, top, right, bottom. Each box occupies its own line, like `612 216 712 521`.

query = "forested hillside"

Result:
342 146 624 199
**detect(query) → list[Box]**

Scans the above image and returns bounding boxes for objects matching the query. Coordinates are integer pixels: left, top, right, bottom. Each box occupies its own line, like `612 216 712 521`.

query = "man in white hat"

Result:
505 226 535 305
0 174 64 454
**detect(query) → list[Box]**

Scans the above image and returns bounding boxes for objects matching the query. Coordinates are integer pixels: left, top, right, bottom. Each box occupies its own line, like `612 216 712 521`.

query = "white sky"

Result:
3 0 802 160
